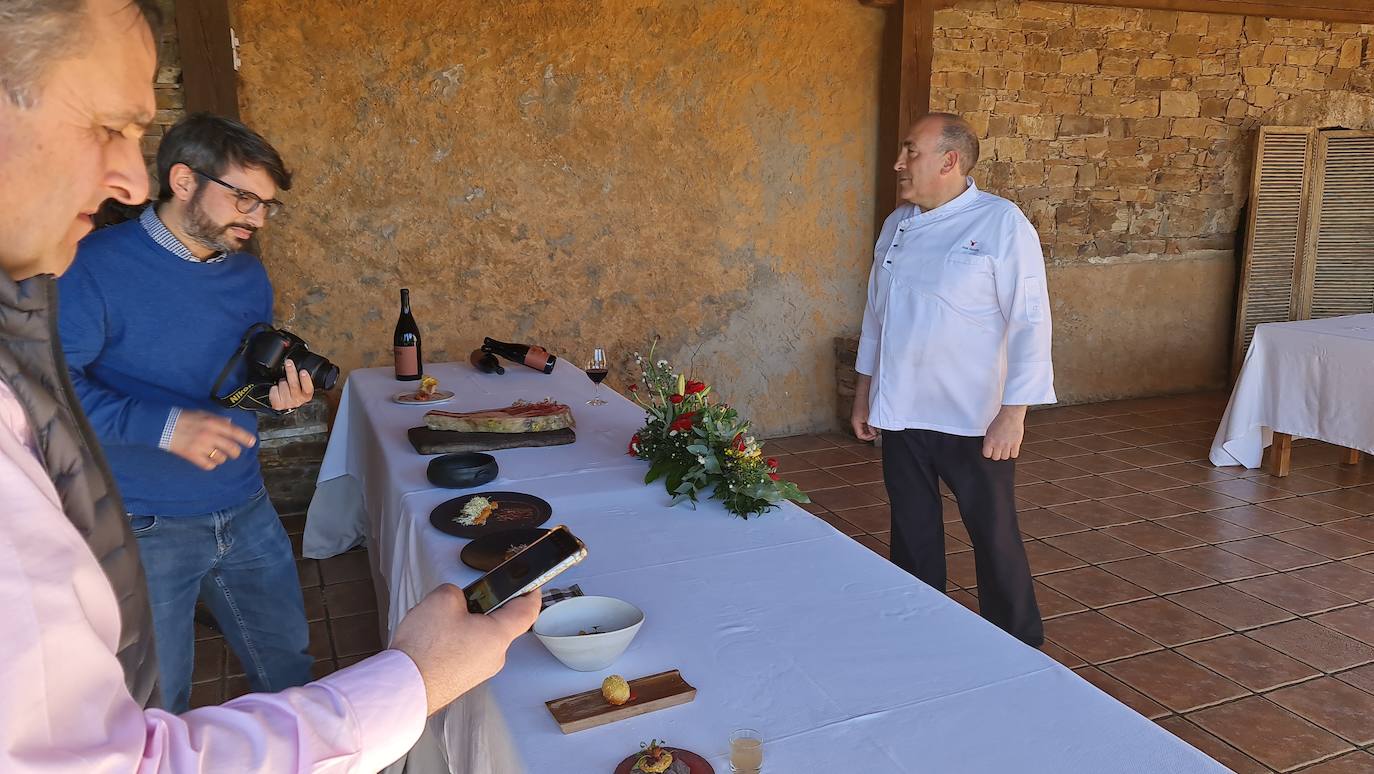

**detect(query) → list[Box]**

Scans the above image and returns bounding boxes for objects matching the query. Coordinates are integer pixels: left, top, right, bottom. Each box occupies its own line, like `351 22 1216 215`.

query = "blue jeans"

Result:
130 487 313 713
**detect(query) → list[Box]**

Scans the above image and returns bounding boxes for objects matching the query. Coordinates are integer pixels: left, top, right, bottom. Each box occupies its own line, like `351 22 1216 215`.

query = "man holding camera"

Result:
58 113 317 713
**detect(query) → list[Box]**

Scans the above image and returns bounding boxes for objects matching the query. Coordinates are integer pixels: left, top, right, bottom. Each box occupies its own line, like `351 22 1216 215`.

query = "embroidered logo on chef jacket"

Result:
959 239 980 254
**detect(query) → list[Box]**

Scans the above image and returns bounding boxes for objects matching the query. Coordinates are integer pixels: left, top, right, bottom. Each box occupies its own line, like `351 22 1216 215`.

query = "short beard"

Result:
183 187 254 254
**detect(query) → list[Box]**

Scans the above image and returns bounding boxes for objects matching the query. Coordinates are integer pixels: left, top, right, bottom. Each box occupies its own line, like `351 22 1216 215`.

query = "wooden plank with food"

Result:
424 399 575 433
545 670 697 735
407 426 576 455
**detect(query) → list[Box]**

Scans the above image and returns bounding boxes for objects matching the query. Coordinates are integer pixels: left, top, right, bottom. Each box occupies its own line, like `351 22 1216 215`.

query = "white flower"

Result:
697 455 706 464
657 359 668 368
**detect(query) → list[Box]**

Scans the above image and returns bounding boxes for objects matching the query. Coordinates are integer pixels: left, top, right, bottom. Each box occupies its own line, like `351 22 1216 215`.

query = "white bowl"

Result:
533 596 644 671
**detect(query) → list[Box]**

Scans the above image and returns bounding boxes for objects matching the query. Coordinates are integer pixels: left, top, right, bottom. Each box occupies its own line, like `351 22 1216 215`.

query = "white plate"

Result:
392 389 456 406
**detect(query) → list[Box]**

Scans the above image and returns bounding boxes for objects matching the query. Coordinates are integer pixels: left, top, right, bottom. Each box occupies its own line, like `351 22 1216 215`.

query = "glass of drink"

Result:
729 728 763 773
585 347 608 406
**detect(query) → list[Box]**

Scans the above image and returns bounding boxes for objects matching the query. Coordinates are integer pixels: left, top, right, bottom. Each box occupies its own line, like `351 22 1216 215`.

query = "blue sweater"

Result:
58 218 273 516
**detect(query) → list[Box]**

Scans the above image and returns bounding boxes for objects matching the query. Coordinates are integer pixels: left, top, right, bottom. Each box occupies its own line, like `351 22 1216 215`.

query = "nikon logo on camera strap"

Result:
223 384 258 408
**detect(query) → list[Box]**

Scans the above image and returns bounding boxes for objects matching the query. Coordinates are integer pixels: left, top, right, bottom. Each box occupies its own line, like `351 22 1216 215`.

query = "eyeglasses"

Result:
191 168 285 219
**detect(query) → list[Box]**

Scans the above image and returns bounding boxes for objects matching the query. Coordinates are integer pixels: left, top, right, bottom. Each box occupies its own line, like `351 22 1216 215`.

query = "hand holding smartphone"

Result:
463 525 587 614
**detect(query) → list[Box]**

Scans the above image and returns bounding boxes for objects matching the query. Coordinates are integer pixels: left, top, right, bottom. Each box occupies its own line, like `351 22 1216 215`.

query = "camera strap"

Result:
210 322 285 414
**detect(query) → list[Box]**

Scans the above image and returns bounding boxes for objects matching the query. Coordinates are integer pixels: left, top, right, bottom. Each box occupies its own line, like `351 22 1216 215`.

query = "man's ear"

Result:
168 163 198 202
942 151 960 176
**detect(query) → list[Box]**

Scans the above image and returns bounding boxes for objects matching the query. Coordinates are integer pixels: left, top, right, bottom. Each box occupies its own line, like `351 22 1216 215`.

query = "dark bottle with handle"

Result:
393 289 422 381
482 337 556 374
469 348 506 375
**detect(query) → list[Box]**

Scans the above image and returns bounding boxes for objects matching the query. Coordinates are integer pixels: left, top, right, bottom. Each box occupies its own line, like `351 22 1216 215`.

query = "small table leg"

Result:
1269 431 1292 477
1345 448 1363 466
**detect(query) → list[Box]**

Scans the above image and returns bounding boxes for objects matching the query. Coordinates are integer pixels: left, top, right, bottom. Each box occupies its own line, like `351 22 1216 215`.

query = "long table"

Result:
1211 314 1374 474
305 360 1227 773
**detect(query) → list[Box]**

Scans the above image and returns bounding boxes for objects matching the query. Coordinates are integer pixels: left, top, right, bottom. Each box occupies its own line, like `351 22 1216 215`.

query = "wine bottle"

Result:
482 337 556 374
469 348 506 375
393 289 422 381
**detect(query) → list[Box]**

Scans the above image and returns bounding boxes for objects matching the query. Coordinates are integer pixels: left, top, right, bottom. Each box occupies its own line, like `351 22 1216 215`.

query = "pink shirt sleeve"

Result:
0 380 427 773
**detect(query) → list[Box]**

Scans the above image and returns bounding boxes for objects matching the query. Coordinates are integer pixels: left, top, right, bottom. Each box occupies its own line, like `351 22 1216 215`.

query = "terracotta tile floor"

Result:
190 390 1374 772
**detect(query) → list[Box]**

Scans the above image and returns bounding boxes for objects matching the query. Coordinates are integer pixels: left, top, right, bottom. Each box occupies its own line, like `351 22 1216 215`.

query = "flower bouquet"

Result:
626 343 809 519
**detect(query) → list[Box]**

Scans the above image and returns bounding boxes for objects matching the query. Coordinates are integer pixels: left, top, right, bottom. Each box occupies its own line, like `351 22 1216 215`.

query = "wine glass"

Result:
585 347 608 406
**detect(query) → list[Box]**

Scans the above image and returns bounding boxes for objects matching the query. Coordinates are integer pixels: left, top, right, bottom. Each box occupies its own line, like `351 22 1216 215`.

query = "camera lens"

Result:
297 352 339 391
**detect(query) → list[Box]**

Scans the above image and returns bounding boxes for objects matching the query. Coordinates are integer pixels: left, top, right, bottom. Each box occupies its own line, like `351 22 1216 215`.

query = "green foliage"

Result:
625 341 810 519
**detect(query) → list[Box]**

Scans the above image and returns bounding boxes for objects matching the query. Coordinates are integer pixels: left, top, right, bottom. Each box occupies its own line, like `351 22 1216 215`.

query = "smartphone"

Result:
463 525 587 614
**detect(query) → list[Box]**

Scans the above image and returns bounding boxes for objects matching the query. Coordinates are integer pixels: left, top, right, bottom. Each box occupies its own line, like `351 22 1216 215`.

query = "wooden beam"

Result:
858 0 1372 24
870 0 939 231
174 0 239 118
899 0 937 145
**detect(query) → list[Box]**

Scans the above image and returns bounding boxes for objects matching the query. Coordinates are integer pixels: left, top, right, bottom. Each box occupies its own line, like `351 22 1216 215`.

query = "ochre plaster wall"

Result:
233 0 884 435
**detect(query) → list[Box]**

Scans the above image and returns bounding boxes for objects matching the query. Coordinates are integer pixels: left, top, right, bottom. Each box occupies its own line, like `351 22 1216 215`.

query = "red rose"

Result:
733 433 747 452
768 472 780 481
627 434 640 456
669 412 696 432
669 394 684 404
685 379 707 394
767 457 778 469
628 384 638 392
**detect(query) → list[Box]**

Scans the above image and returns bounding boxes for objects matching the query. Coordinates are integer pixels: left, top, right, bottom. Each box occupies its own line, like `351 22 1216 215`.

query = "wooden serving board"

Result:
407 426 575 455
546 670 696 735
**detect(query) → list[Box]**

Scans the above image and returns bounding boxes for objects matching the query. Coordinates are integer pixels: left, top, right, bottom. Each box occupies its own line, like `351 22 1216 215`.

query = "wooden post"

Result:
1344 448 1363 466
1268 431 1293 477
865 0 939 232
898 0 937 145
174 0 239 119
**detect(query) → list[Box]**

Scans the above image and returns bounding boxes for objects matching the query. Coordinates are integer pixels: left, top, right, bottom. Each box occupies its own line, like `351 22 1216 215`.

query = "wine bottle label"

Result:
525 346 549 371
395 345 419 376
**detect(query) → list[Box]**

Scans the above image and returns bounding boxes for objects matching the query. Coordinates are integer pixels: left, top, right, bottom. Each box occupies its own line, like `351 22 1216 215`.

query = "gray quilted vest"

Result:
0 272 160 708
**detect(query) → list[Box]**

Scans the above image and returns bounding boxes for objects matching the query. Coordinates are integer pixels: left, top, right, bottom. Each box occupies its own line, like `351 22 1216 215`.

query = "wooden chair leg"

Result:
1269 431 1292 477
1344 448 1363 466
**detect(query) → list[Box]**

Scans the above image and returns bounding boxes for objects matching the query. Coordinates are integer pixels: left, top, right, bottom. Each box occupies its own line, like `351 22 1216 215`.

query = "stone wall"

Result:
231 0 885 436
146 0 186 184
930 1 1374 403
258 396 330 515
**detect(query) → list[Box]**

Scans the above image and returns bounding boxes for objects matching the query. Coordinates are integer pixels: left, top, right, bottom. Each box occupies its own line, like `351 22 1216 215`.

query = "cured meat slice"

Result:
424 399 575 433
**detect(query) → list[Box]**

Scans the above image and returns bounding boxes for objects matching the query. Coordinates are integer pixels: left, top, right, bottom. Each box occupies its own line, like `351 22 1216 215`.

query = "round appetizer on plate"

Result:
613 741 713 774
429 491 552 539
393 375 455 404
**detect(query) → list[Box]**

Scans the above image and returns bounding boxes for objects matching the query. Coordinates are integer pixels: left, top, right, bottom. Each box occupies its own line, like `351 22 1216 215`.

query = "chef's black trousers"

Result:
881 428 1044 647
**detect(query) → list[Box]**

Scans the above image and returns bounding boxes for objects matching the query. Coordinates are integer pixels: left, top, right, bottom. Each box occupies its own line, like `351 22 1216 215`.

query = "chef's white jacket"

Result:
856 179 1056 436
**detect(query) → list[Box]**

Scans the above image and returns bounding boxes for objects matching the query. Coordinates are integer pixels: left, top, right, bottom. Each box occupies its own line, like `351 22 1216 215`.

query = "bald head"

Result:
894 112 980 210
919 113 980 175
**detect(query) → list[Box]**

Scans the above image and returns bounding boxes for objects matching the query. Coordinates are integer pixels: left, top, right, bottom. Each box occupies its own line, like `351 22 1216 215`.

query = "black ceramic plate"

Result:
429 491 552 539
459 527 550 571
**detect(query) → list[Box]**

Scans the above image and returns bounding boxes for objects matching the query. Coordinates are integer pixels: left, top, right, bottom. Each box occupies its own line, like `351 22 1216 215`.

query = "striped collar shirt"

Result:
139 204 226 264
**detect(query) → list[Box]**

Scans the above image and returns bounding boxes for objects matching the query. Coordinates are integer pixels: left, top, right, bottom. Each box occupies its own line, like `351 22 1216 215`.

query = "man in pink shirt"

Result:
0 1 540 771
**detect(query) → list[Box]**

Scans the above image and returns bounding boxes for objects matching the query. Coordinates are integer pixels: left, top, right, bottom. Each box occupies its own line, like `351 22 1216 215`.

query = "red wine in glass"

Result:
585 348 608 406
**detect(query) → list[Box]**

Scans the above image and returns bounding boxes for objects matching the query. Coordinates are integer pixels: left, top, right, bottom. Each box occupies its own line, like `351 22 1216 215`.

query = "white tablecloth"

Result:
303 360 645 559
1211 314 1374 468
305 361 1226 773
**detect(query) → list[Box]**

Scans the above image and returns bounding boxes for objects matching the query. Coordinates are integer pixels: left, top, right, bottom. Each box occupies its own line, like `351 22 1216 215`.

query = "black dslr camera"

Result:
212 323 339 414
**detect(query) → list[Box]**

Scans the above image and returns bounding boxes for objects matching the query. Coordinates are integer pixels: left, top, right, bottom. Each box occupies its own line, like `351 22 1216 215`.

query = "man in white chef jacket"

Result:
851 113 1055 647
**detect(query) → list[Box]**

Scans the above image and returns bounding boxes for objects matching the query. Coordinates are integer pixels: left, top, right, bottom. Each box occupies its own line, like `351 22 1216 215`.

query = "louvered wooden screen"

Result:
1303 130 1374 320
1232 127 1314 375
